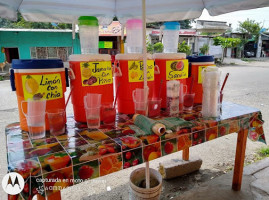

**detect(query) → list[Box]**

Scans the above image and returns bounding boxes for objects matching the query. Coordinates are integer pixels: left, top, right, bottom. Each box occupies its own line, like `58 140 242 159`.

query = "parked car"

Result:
244 51 255 58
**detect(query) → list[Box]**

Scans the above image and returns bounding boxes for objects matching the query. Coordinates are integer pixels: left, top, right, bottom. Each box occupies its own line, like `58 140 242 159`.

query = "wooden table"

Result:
5 102 265 200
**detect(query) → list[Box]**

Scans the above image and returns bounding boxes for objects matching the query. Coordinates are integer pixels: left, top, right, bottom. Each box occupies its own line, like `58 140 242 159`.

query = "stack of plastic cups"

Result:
163 22 180 53
78 16 99 54
201 67 221 118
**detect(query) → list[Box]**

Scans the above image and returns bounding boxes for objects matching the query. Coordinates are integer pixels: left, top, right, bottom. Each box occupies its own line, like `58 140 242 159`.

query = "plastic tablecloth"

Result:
5 102 266 199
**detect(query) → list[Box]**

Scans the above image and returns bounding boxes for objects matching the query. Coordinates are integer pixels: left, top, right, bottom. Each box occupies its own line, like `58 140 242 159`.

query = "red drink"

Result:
183 93 195 111
148 99 161 118
101 105 116 125
87 117 100 128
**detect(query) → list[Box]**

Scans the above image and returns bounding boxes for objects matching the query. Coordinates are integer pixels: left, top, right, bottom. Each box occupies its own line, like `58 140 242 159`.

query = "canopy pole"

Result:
142 0 150 190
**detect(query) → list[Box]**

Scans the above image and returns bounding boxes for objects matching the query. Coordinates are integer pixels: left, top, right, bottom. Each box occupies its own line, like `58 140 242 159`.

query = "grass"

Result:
0 76 3 81
259 146 269 157
241 58 256 62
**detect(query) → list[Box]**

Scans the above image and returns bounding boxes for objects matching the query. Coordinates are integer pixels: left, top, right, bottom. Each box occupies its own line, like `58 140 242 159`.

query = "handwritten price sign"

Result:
128 60 154 82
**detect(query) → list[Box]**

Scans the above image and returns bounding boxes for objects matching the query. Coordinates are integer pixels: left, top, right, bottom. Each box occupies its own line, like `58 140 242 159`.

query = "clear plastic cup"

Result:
148 98 162 118
78 16 99 54
163 22 180 53
126 19 143 53
134 100 148 115
47 109 66 136
132 88 148 102
84 93 102 128
183 93 195 111
21 99 46 139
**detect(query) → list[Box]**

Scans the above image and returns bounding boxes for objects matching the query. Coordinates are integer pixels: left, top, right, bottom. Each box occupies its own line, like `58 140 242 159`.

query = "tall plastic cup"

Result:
132 88 148 115
163 22 180 53
84 93 102 128
21 99 46 139
126 19 143 53
78 16 99 54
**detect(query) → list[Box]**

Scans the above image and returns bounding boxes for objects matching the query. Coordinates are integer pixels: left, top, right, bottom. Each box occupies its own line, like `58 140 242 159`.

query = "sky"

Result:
193 7 269 31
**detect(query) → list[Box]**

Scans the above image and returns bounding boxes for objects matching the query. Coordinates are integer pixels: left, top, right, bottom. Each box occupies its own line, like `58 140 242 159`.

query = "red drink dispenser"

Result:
114 54 155 114
153 53 188 108
186 56 215 104
69 54 113 122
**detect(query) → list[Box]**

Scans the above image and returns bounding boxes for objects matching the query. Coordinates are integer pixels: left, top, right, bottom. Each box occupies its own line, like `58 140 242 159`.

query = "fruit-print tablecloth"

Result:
5 102 266 200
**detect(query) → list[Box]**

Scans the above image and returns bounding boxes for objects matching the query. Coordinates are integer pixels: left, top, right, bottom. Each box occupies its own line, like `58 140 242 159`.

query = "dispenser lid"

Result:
78 16 98 26
126 19 142 29
153 53 186 59
69 54 111 61
164 22 180 30
187 56 214 63
115 53 153 60
12 59 64 69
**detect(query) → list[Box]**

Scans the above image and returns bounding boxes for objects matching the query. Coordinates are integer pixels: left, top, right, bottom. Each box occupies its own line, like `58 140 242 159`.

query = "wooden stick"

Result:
145 161 150 189
232 125 248 191
182 148 190 161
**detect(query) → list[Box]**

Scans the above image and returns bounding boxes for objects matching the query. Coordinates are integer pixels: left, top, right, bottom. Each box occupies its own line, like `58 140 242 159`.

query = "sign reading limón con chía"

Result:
22 74 63 100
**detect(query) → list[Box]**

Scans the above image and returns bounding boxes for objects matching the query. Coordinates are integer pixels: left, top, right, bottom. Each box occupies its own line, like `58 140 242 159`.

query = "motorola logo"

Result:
2 172 25 195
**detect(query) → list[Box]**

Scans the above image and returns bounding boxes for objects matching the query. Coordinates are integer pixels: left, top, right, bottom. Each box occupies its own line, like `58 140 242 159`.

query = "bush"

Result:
153 42 164 53
178 41 191 55
200 44 209 55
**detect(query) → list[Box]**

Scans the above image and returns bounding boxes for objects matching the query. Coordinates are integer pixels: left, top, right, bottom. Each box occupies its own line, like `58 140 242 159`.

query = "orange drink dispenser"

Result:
10 59 68 131
69 54 113 122
153 53 188 108
114 54 155 114
187 56 215 104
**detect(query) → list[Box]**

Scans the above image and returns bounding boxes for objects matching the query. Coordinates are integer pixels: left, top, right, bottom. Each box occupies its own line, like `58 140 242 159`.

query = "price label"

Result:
22 74 63 100
198 65 216 83
128 60 154 82
166 60 188 80
80 61 113 86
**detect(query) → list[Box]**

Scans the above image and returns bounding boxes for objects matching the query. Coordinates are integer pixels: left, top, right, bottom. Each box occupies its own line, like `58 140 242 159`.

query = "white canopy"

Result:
1 0 269 24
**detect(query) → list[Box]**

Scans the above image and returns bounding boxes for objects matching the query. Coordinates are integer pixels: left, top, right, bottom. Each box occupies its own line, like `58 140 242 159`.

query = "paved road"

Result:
0 60 268 199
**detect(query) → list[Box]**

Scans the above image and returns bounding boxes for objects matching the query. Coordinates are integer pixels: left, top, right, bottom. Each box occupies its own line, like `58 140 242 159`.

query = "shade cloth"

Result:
1 0 269 24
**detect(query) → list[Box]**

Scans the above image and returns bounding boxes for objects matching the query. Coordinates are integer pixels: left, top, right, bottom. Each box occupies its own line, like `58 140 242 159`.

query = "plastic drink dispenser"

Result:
115 19 154 114
163 22 180 53
78 16 99 54
153 53 188 109
187 56 215 104
69 16 113 123
10 59 68 131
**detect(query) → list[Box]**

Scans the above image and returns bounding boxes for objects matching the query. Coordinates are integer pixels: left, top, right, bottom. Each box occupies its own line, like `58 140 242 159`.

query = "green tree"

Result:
213 36 241 61
0 13 71 29
238 19 261 42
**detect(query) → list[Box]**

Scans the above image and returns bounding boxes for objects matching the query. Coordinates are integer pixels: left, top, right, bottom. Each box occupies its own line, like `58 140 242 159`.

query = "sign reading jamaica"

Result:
166 59 188 80
128 60 154 82
80 61 113 86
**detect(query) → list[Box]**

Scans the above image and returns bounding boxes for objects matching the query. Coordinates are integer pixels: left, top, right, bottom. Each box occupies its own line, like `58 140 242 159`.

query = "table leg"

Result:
37 191 61 200
232 127 248 191
182 147 189 161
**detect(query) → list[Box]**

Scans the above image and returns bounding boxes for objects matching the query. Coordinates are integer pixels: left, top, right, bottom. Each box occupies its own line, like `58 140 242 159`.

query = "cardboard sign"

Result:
128 60 154 82
80 61 113 86
22 74 63 100
166 60 188 80
198 65 216 84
